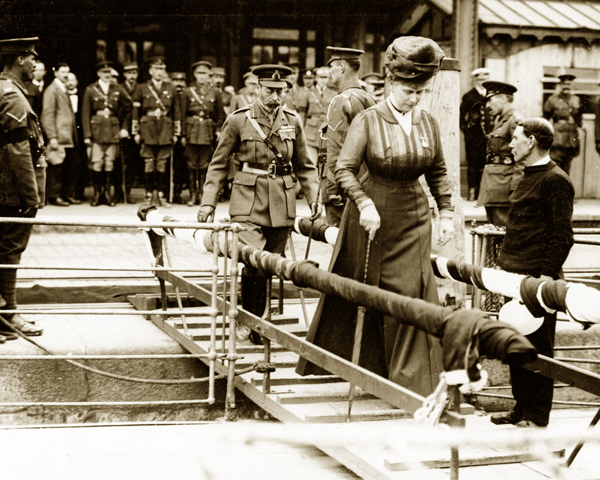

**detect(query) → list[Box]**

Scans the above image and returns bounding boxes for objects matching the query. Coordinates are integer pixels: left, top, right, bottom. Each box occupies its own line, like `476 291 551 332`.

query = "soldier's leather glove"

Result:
329 194 343 207
137 204 158 222
119 129 129 139
134 134 141 145
21 206 37 218
309 202 323 221
358 200 380 241
84 138 92 146
197 205 215 223
180 137 187 147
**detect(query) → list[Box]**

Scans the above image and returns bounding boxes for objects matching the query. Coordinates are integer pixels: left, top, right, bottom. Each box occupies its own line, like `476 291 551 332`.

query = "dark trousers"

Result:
0 206 36 318
46 148 80 200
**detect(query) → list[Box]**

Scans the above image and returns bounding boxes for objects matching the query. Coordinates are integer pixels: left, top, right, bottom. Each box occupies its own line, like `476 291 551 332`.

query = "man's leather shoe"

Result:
490 410 522 425
515 419 544 428
49 197 70 207
65 197 82 205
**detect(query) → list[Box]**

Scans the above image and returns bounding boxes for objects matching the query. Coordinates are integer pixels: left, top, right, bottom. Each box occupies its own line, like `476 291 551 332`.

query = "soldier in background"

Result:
210 67 231 115
0 37 44 338
25 62 45 117
304 66 336 164
132 56 180 206
282 63 308 124
460 68 494 201
118 61 141 203
169 71 188 204
477 81 523 227
301 69 315 88
81 61 129 206
324 47 376 227
180 61 225 206
543 74 581 176
229 71 259 111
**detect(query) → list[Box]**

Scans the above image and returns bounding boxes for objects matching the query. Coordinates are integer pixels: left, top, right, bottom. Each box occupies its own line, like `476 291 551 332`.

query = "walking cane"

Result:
347 235 372 422
168 149 174 204
120 140 127 204
305 139 326 260
287 230 310 327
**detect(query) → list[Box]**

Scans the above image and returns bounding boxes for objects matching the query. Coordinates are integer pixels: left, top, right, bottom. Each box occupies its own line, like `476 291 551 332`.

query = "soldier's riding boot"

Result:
91 171 103 207
105 171 116 207
197 170 206 205
157 171 171 208
144 172 155 205
240 268 268 345
187 170 197 207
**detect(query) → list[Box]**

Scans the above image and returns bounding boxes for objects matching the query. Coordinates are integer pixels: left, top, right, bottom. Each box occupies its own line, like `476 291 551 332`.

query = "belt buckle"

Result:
155 108 162 118
268 163 277 179
102 108 110 118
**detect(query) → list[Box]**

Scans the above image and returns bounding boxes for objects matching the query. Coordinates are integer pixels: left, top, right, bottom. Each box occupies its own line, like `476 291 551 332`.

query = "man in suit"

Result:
81 61 129 206
196 64 322 344
41 62 80 206
180 61 225 206
0 37 44 338
131 56 180 206
118 61 141 204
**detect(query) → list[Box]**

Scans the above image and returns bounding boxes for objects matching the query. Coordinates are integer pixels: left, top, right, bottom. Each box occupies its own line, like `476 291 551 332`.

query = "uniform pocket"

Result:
229 171 257 217
283 174 296 219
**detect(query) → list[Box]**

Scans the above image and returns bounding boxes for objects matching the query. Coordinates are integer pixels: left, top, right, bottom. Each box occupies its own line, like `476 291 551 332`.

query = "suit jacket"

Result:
201 101 319 228
41 79 77 147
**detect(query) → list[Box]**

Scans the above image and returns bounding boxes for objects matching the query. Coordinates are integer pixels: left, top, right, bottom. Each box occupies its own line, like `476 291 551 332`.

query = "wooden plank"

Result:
305 409 411 424
170 313 300 329
384 450 565 471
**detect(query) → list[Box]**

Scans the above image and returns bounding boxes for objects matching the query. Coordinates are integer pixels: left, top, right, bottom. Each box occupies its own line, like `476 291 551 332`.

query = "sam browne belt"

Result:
242 162 292 178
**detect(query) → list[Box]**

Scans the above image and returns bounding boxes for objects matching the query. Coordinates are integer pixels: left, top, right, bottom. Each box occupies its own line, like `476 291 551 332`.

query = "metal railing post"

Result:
225 225 240 421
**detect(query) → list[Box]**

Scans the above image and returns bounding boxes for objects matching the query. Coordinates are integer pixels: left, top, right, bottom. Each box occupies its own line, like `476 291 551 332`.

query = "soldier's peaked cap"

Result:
123 61 139 71
95 60 113 72
192 60 212 72
558 74 576 82
252 64 292 88
0 37 39 58
211 67 225 76
327 46 364 65
148 56 167 68
170 71 186 80
483 80 517 98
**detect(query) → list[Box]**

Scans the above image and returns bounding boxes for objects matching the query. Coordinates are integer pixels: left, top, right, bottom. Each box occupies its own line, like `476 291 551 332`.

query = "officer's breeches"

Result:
90 143 117 172
141 145 172 173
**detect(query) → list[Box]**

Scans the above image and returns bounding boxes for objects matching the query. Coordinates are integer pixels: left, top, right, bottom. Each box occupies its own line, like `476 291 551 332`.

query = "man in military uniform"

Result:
282 64 308 124
460 68 494 201
543 74 581 176
0 37 44 338
197 64 322 344
324 47 376 227
180 61 225 206
118 61 141 204
131 56 181 206
168 71 188 204
81 61 129 206
301 69 315 88
304 66 337 164
229 71 259 111
210 67 231 115
477 81 523 227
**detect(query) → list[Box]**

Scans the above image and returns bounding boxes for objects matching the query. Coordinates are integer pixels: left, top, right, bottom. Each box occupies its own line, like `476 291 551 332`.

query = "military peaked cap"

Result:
148 56 167 68
192 61 212 72
326 46 364 65
251 64 292 88
96 60 113 72
170 71 186 80
558 74 576 82
483 80 517 98
301 69 313 77
123 62 139 71
211 67 226 76
361 72 383 83
471 67 491 78
0 37 39 58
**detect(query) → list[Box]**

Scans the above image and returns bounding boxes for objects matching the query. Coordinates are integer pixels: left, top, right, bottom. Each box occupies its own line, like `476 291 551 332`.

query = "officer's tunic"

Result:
282 84 309 124
543 92 581 175
229 88 258 112
131 80 180 166
324 80 376 225
304 86 336 149
477 106 523 209
180 82 225 170
0 72 43 311
201 101 319 230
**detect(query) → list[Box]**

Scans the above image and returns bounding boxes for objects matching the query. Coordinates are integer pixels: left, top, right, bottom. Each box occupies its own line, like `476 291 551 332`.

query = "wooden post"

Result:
421 58 467 307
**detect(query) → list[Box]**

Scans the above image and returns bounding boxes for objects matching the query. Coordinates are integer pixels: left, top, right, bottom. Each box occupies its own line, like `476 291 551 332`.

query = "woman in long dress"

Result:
296 37 454 397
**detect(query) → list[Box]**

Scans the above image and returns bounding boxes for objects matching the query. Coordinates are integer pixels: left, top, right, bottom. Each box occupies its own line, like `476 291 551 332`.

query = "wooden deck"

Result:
130 295 600 480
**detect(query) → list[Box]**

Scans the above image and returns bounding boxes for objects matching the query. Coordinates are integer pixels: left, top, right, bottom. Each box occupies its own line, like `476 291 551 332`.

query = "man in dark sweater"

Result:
492 117 574 428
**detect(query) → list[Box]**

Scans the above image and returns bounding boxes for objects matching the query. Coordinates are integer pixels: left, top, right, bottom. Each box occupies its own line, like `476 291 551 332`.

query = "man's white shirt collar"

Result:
531 155 551 167
98 79 110 94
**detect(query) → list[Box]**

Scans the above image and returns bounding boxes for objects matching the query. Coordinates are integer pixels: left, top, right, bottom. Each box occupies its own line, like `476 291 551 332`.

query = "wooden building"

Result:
398 0 600 198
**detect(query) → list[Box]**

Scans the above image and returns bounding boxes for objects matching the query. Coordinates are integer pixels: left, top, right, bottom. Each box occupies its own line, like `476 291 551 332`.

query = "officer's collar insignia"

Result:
272 71 281 80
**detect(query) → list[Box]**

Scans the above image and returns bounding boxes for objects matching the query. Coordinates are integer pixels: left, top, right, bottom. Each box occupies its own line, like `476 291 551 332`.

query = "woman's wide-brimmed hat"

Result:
384 36 444 84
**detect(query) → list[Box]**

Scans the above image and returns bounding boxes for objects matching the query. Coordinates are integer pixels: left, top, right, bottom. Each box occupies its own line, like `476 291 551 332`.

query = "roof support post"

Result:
453 0 479 95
